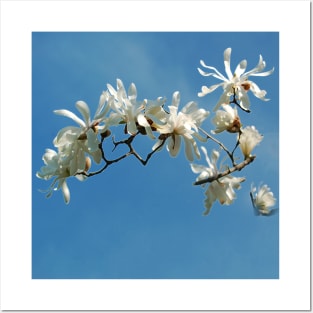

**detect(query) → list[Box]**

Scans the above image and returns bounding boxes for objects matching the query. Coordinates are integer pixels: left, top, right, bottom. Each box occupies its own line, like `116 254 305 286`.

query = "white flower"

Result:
191 147 245 215
106 79 166 139
55 91 110 135
211 104 241 134
250 184 277 215
37 147 92 204
198 47 274 112
239 126 263 159
53 93 110 163
153 91 209 161
36 149 72 204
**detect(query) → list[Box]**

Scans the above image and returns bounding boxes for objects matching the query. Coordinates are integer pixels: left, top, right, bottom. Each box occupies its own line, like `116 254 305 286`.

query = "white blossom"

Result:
198 47 274 112
106 79 166 139
153 91 209 161
53 93 110 164
211 104 241 134
191 147 245 215
239 126 263 159
36 149 72 204
250 184 277 215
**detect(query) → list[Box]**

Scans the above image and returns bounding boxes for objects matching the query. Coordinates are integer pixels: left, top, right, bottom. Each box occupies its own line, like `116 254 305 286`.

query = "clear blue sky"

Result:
32 32 279 279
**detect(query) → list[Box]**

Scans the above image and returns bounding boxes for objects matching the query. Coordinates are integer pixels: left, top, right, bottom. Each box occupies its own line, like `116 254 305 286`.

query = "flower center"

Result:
241 82 251 91
227 116 241 133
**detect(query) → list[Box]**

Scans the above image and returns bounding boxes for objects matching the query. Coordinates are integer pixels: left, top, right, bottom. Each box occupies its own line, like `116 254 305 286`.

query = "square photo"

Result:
32 32 279 279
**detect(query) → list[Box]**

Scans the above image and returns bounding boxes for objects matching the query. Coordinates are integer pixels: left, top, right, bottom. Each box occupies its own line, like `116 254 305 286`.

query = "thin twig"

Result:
193 155 256 185
198 127 235 165
76 132 167 177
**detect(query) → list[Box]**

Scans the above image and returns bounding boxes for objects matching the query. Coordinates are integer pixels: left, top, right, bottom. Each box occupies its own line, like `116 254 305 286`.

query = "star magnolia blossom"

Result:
250 184 276 215
37 95 111 204
54 93 110 164
191 147 245 215
36 149 90 204
198 47 274 112
239 126 263 159
106 79 166 139
153 91 209 161
211 104 241 134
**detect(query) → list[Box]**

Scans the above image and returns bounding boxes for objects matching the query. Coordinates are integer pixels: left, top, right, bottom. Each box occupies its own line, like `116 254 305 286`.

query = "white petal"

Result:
198 83 223 97
86 129 100 152
199 61 228 81
107 83 117 97
249 82 269 100
168 135 181 157
183 137 194 161
94 91 110 120
128 83 137 101
224 47 233 80
76 101 91 125
213 91 231 111
171 91 180 108
54 109 86 128
127 120 137 135
234 60 247 77
61 180 70 204
190 163 208 174
237 88 251 111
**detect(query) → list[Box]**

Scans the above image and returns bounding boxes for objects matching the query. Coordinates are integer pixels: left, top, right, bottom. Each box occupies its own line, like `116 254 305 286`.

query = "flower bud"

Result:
78 133 87 140
84 156 91 172
226 116 241 133
101 129 111 139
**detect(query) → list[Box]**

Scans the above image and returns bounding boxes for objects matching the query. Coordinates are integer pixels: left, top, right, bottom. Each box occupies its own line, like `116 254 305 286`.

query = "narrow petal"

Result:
61 180 70 204
86 129 100 152
234 60 247 77
94 91 110 120
127 120 137 135
172 91 180 108
190 163 208 174
224 48 233 80
199 61 228 81
137 114 155 139
249 82 269 100
76 101 91 125
237 87 251 111
203 185 216 215
198 83 223 97
249 67 275 77
128 83 137 101
107 83 117 97
213 91 231 111
168 135 181 157
54 109 86 128
183 137 194 161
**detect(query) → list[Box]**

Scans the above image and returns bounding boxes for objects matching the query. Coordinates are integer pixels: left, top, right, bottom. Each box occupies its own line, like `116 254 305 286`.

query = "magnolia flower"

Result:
250 184 277 215
55 91 110 135
53 93 110 163
36 146 92 204
191 147 245 215
198 47 274 112
36 149 72 204
106 79 166 139
211 104 241 134
153 91 209 161
239 126 263 159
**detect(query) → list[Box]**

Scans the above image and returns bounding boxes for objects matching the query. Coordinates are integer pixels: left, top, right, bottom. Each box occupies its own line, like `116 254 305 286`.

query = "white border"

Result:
0 0 311 311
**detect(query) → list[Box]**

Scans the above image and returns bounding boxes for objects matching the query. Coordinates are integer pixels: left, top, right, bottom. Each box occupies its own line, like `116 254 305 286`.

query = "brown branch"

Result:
76 132 167 178
199 127 236 165
193 155 256 185
230 87 251 113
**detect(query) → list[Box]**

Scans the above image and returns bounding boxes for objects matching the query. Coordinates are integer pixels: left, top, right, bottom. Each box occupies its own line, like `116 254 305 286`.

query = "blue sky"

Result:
32 32 279 279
